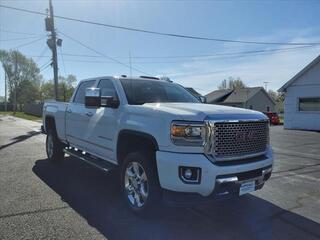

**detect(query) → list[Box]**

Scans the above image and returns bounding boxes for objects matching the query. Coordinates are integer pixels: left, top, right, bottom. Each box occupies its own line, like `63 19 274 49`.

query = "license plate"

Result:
239 181 255 196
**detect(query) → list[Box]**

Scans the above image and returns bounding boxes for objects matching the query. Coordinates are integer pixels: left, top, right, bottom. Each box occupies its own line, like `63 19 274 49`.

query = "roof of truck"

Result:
79 75 172 83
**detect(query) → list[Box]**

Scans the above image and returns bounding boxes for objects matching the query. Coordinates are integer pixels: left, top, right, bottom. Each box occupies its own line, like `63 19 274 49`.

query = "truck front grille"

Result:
212 121 268 160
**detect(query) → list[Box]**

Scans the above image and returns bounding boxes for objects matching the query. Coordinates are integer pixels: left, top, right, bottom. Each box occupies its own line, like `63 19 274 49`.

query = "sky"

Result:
0 0 320 96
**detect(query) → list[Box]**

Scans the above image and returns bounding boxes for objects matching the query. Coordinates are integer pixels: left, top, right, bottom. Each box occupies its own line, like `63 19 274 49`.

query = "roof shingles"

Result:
223 87 262 103
205 87 273 104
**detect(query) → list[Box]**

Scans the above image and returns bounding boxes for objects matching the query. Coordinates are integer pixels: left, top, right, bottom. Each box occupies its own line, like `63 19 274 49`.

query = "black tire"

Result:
120 151 162 216
46 129 65 162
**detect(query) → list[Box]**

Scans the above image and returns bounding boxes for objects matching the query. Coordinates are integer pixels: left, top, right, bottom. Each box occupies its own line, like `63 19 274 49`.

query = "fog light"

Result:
184 169 193 179
179 166 201 184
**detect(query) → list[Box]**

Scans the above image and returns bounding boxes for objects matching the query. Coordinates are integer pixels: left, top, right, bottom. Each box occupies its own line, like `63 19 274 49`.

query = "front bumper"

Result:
156 147 273 197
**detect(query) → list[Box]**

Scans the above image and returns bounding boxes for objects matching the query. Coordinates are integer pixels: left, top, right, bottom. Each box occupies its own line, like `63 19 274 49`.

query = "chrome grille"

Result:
212 121 268 159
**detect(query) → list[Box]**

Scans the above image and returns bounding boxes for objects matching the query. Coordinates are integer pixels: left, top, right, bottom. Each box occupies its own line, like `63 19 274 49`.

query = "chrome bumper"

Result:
162 165 273 205
216 167 272 184
215 166 273 196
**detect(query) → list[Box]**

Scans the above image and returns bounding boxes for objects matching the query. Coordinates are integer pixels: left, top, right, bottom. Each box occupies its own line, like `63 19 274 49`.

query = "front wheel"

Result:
120 151 161 216
46 129 64 162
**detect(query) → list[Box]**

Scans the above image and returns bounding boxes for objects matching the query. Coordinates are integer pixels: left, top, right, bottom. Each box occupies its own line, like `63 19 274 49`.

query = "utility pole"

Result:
46 0 59 100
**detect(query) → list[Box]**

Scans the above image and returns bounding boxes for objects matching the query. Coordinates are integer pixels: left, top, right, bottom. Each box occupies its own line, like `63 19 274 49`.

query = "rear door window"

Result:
97 79 119 100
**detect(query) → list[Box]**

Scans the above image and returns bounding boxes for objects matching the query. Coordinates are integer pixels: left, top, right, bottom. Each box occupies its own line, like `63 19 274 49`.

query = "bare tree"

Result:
218 77 246 90
268 90 284 113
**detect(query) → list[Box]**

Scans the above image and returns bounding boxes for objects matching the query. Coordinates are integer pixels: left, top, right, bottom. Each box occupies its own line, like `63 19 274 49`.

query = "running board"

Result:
63 148 117 172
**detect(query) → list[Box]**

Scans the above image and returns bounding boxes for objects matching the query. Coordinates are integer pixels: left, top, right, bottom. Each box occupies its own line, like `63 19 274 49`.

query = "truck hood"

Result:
143 102 267 121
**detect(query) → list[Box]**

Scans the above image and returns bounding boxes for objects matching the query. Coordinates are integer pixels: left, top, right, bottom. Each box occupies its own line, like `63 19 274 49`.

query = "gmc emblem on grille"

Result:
235 131 257 142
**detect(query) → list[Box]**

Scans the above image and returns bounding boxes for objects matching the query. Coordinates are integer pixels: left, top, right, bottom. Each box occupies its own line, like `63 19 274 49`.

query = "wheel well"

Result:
45 116 56 133
117 130 159 166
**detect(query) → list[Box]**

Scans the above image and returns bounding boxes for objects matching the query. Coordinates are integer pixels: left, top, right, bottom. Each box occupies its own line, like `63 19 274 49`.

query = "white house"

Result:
278 55 320 131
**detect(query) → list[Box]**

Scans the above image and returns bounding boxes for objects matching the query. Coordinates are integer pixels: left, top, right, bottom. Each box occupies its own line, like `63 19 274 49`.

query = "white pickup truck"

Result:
42 76 273 215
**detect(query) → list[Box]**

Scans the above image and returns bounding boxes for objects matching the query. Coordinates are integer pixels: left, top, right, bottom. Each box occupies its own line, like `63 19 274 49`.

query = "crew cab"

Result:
42 76 273 214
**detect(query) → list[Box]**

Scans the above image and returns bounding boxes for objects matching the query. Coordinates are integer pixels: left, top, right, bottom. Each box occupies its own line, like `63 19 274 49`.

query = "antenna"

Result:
263 81 270 91
129 50 132 77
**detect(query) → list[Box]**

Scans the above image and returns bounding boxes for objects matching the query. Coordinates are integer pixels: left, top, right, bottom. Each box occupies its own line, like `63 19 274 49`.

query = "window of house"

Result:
299 97 320 111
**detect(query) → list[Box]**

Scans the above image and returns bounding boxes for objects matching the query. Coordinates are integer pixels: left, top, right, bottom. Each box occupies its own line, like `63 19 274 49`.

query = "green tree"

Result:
59 75 77 102
0 49 41 111
218 77 246 90
40 75 77 102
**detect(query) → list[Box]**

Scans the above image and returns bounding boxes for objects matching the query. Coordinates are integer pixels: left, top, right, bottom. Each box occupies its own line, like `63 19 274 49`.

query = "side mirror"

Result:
198 96 206 103
85 88 101 107
101 96 120 108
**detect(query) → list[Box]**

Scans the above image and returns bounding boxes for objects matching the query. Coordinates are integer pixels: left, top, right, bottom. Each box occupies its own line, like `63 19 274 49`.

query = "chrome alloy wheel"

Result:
47 134 54 158
124 162 149 208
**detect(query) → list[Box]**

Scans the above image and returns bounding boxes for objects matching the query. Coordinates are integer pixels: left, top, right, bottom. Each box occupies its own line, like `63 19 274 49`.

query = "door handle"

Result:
67 109 72 113
85 112 93 117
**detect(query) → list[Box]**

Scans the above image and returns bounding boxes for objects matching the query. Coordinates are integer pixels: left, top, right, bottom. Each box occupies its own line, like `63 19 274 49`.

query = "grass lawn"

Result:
0 111 42 121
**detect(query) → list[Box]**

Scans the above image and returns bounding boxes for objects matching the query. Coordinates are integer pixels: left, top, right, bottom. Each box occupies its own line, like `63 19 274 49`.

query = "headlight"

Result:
171 121 206 146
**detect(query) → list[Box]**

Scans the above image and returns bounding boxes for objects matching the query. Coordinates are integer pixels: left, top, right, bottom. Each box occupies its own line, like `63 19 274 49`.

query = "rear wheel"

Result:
120 151 161 216
46 129 64 162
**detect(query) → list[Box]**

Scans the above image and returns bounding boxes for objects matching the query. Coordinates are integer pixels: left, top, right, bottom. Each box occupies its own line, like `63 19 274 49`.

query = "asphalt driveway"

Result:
0 116 319 240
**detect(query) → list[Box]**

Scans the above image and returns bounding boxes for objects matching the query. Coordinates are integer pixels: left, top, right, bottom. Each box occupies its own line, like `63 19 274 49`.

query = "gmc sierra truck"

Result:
42 76 273 214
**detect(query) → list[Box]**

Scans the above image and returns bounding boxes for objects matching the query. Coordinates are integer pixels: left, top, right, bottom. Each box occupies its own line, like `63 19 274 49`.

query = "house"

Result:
278 55 320 131
205 87 275 112
205 89 233 103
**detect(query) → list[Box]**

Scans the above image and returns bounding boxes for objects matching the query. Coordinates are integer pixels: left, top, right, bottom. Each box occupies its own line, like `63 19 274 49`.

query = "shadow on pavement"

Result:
0 131 41 150
32 157 320 240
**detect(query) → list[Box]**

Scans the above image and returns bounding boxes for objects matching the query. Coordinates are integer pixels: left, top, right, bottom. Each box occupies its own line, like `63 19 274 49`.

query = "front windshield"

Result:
120 79 200 105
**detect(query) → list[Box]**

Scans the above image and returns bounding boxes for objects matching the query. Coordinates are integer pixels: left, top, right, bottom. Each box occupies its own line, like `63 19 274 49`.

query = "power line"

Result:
0 36 42 41
40 63 52 73
1 4 320 46
26 44 319 64
57 45 317 59
26 44 318 61
10 37 45 50
34 46 49 63
129 45 317 59
59 31 149 75
39 59 52 71
0 29 43 36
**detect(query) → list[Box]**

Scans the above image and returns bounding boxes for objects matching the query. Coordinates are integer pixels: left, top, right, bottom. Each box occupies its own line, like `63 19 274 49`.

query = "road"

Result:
0 115 320 240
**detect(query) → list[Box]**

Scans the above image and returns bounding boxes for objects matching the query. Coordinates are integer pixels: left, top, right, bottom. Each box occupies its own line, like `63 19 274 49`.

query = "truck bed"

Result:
43 100 69 142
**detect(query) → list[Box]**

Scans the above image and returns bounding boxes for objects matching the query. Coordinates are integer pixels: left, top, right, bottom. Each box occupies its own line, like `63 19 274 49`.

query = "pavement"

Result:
0 115 319 240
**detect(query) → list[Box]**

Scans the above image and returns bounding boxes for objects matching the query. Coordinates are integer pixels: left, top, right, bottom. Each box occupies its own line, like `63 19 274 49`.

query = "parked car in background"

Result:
264 112 280 125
